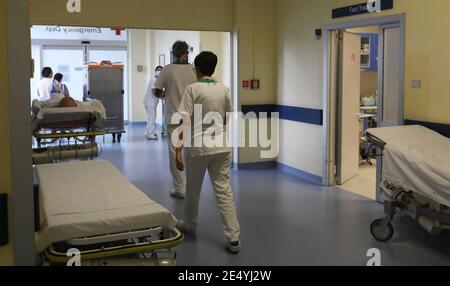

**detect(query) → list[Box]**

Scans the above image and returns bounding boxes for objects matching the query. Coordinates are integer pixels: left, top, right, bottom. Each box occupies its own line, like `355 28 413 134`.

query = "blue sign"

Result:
332 0 394 19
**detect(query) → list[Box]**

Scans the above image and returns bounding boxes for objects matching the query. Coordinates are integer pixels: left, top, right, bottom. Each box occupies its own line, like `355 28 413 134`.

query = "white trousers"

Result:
144 98 159 136
184 151 240 243
167 124 186 194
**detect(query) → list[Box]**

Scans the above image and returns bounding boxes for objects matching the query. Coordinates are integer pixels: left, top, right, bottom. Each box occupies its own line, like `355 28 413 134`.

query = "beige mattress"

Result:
35 160 177 252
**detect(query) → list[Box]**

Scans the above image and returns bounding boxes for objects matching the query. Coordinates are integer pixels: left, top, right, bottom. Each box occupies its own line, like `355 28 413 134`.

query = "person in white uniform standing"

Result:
37 67 54 101
143 65 163 140
154 41 197 199
174 51 241 254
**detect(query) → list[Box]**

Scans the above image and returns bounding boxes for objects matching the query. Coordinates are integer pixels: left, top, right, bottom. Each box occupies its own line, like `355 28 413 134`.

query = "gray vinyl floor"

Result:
98 124 450 266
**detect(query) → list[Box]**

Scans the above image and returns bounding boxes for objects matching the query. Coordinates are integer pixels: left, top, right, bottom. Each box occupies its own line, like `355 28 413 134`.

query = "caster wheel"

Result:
371 219 394 242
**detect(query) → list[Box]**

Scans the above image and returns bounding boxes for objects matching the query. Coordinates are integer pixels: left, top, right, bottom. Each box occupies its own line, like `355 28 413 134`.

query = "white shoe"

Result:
226 241 241 254
170 190 185 199
176 220 196 235
146 133 158 140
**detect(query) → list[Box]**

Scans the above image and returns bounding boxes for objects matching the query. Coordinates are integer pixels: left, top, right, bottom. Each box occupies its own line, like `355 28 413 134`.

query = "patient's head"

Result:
59 97 77 108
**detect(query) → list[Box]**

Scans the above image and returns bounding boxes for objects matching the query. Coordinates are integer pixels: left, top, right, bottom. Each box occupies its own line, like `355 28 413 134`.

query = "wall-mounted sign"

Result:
66 0 81 13
332 0 394 19
30 25 127 41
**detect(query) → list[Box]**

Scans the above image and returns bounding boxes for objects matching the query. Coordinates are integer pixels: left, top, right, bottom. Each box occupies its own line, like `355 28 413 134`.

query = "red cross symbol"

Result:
111 28 125 36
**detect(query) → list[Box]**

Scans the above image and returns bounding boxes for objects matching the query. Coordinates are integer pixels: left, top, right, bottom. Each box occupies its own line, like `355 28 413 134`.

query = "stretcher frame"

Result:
366 131 450 242
32 109 107 164
44 228 183 265
33 182 184 265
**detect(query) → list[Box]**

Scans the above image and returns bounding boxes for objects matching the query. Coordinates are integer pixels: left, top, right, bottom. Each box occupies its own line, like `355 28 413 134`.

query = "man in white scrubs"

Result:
37 67 54 101
143 66 163 140
174 51 241 254
154 41 197 199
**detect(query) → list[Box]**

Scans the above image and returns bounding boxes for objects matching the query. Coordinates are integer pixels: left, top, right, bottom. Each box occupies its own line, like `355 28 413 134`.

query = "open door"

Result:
376 24 404 201
378 25 404 127
336 31 361 185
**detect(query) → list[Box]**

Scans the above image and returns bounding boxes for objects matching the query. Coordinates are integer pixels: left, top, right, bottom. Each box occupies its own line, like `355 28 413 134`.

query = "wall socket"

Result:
411 80 422 89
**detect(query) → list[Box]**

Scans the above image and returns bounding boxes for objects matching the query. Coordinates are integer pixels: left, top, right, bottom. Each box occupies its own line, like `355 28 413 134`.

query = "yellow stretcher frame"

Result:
34 130 107 140
44 228 184 264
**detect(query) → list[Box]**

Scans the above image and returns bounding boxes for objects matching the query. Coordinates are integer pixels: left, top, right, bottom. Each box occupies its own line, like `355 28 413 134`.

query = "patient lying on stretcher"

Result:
31 93 107 132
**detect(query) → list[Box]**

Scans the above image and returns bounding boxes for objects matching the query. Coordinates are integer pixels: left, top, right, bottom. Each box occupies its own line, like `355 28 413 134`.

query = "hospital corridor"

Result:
2 0 450 273
97 124 450 266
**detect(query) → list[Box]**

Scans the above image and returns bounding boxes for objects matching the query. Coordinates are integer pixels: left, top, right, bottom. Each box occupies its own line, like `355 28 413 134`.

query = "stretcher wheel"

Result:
370 219 394 242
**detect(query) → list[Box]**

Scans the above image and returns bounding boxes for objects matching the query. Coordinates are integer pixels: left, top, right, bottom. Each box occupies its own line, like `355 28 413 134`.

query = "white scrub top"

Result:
37 78 54 101
154 64 197 124
178 79 233 158
143 77 158 106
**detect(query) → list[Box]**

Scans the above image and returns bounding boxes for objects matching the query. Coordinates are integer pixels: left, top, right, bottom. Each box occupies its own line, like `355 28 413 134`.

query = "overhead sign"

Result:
332 0 394 19
30 25 127 41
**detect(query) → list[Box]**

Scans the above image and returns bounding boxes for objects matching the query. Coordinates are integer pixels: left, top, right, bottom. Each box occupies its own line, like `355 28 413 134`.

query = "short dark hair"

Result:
42 67 53 78
155 66 163 72
172 41 189 58
194 51 218 77
54 73 63 82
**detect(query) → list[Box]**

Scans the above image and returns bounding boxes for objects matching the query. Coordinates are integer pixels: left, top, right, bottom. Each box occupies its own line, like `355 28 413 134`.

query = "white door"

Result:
376 25 404 201
378 26 404 127
88 48 129 121
42 47 85 101
336 31 361 185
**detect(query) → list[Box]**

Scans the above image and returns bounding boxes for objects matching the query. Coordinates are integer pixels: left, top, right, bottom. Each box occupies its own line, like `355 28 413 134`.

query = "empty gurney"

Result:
34 160 183 265
366 125 450 242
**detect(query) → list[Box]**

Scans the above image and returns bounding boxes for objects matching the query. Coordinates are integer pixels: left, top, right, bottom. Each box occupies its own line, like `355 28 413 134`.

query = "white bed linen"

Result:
32 93 106 131
35 160 177 252
367 125 450 206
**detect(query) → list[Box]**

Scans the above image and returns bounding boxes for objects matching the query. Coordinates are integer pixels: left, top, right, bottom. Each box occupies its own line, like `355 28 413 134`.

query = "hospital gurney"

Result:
32 94 107 164
366 125 450 242
34 160 183 265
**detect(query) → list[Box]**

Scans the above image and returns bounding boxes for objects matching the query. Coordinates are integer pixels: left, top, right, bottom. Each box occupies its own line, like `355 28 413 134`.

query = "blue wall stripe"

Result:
237 161 278 170
241 105 323 126
405 119 450 138
276 163 323 186
236 161 323 186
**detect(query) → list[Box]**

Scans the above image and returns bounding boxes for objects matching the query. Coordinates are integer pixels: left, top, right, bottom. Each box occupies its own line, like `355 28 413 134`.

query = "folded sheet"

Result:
367 125 450 206
35 160 177 252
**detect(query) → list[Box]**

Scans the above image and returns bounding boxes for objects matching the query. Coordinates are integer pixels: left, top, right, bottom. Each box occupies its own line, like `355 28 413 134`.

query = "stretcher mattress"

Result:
32 93 106 132
35 160 177 252
367 125 450 206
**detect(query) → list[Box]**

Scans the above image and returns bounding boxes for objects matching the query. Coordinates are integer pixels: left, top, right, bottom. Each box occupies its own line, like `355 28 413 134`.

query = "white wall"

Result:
278 121 323 177
128 29 231 123
128 29 149 123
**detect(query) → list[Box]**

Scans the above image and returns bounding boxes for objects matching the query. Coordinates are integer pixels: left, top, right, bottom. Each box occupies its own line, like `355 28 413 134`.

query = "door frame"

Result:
14 26 239 264
322 14 406 187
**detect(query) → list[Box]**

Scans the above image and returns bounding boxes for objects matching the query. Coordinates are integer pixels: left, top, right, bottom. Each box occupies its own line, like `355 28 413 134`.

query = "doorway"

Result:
323 15 405 200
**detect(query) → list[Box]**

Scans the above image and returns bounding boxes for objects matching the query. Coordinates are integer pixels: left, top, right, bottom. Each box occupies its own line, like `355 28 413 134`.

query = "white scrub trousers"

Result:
167 124 186 195
184 151 240 243
144 97 159 137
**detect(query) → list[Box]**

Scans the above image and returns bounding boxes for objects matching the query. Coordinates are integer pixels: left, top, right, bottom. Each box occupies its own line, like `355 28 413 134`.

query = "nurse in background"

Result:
53 73 70 98
143 65 164 140
37 67 54 101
